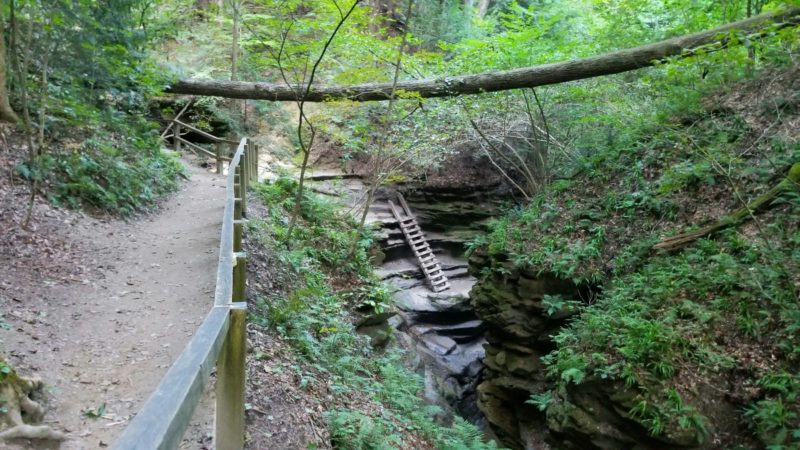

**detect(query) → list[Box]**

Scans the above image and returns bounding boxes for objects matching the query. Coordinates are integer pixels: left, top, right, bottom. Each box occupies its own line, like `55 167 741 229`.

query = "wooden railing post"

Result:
244 142 251 183
234 172 243 238
254 144 259 182
215 143 223 174
236 164 247 219
174 122 182 152
250 142 257 183
232 172 246 304
215 304 246 450
232 252 246 302
246 142 253 183
241 152 248 196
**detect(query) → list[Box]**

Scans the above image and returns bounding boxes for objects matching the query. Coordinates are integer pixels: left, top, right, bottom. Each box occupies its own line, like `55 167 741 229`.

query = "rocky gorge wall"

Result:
468 249 581 449
468 249 711 450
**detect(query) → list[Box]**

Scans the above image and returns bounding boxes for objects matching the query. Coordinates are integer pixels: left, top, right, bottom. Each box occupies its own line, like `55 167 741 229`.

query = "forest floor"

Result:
0 152 224 449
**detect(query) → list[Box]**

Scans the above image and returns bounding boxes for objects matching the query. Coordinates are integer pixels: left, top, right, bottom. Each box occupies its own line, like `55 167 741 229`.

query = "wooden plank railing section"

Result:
167 118 242 174
114 125 259 450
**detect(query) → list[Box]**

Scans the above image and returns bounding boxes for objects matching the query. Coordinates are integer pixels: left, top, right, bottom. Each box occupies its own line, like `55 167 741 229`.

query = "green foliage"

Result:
327 410 402 450
541 294 581 317
5 0 186 215
250 179 499 449
18 133 185 215
745 372 800 448
525 392 553 412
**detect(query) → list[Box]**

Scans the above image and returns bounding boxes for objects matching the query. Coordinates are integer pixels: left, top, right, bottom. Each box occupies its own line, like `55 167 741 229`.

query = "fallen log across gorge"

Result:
167 7 800 102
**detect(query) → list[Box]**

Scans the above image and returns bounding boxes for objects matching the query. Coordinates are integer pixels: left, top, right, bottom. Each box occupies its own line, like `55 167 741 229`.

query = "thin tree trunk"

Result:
14 13 36 228
0 14 19 123
37 44 50 150
477 0 489 18
285 0 363 241
168 7 800 101
464 0 474 33
348 0 414 257
231 0 239 81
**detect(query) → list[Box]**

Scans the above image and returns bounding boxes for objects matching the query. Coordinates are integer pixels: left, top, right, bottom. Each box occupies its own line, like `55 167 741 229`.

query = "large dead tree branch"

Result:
651 162 800 252
167 7 800 101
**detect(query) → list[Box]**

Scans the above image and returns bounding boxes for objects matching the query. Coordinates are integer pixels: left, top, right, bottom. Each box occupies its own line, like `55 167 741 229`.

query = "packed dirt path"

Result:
0 155 224 449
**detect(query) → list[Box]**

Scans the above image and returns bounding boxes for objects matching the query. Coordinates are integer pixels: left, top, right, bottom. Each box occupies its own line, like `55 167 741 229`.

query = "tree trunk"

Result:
167 7 800 102
230 0 239 81
651 162 800 252
0 18 19 123
477 0 489 18
464 0 474 33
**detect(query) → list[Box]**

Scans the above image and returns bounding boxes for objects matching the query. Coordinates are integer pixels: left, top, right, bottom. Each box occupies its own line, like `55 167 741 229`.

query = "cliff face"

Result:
468 249 578 449
464 67 800 450
468 249 716 450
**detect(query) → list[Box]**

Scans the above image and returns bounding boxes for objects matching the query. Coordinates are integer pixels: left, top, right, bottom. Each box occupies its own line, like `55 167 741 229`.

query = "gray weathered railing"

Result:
114 134 259 450
170 119 241 174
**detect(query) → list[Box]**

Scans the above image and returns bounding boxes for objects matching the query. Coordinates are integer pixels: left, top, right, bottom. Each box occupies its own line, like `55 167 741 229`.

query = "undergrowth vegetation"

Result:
4 1 188 215
248 177 499 449
18 111 185 215
469 50 800 450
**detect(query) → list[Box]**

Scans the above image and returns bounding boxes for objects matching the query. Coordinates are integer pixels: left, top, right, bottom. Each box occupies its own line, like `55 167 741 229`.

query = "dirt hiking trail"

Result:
0 155 224 449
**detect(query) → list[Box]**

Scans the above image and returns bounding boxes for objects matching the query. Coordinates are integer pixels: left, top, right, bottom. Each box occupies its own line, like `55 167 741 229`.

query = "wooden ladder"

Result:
388 193 451 293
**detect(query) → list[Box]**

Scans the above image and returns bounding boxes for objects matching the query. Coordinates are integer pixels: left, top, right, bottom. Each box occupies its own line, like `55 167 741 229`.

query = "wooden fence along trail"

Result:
114 121 258 450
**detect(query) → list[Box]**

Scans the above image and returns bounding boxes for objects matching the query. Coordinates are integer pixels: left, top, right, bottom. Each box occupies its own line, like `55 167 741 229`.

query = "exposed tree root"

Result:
0 360 66 442
0 424 66 441
652 162 800 252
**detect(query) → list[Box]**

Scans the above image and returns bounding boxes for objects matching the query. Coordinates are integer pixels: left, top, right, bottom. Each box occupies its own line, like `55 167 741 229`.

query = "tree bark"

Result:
651 162 800 252
230 0 239 81
167 7 800 102
0 17 19 123
477 0 490 18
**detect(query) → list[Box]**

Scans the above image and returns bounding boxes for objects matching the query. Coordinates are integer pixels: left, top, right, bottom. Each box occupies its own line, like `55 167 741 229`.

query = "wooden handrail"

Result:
115 136 259 450
172 119 239 145
159 97 196 141
176 137 233 161
161 118 242 174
